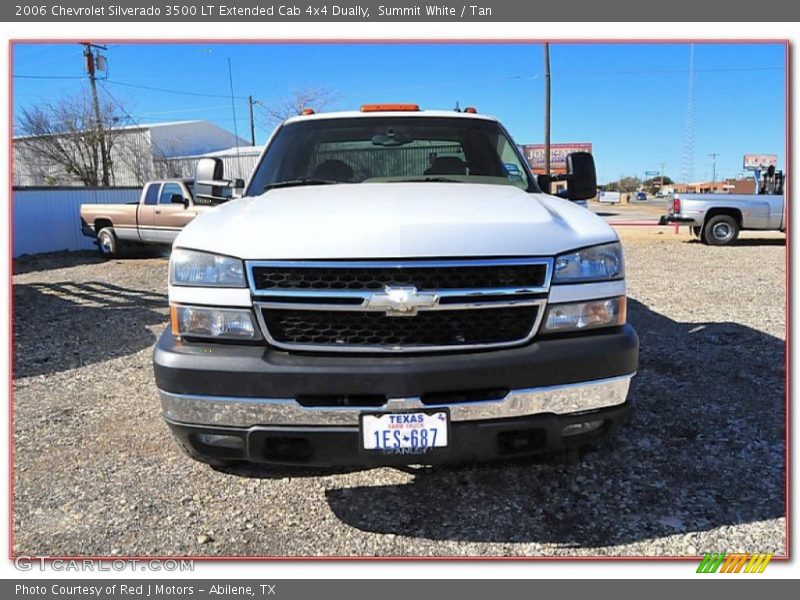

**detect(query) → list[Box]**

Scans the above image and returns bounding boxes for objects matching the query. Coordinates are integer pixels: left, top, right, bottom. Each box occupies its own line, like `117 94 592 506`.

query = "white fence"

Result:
13 187 142 257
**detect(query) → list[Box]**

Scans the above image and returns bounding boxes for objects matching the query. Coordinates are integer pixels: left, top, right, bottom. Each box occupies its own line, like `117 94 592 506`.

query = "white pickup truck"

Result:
661 168 785 245
153 105 639 467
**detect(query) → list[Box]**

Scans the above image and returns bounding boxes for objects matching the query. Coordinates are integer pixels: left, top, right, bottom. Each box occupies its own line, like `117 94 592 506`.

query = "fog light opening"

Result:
561 420 604 437
196 433 244 450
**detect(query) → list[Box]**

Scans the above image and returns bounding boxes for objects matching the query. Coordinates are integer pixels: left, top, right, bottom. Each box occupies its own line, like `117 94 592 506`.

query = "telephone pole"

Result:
543 43 551 177
248 95 261 146
709 153 720 187
82 42 110 186
659 162 667 189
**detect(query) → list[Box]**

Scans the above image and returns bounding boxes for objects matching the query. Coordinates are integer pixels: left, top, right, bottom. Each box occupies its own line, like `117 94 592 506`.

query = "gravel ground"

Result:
12 228 786 557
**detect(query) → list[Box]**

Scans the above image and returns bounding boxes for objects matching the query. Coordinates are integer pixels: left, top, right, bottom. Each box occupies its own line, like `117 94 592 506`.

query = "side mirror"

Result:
536 174 551 194
194 158 246 201
170 193 188 207
231 178 245 198
194 157 225 200
565 152 597 201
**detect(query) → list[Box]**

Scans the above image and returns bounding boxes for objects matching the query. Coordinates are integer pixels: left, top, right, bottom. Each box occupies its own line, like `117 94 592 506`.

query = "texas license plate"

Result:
360 410 449 454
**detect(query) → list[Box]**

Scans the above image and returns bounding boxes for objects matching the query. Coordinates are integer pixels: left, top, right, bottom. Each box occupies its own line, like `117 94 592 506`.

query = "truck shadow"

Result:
321 298 785 548
13 281 168 379
13 248 168 277
681 236 786 247
13 251 106 276
718 238 785 247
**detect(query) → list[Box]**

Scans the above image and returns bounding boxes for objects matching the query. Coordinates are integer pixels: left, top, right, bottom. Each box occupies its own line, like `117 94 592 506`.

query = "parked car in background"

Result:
633 191 647 202
661 169 786 245
598 190 621 204
80 178 227 257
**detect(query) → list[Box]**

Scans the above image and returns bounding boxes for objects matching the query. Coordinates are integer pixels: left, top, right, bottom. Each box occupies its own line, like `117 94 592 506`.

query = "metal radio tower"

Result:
681 44 696 185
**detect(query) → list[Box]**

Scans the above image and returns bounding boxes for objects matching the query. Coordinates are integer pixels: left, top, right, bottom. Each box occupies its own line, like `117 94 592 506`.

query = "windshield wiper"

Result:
393 177 464 183
261 179 341 192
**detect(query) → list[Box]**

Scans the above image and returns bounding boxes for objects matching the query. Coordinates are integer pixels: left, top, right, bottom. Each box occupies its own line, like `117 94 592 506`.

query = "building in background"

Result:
520 142 593 194
13 120 250 187
674 178 756 194
520 142 593 175
160 145 264 184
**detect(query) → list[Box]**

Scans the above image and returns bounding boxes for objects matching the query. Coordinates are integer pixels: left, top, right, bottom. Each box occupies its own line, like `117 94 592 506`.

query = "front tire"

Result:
96 227 119 258
702 215 739 246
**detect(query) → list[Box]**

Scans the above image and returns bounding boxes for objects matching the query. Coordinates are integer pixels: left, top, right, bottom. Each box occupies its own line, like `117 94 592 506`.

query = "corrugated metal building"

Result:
160 145 264 182
13 187 141 256
13 120 251 187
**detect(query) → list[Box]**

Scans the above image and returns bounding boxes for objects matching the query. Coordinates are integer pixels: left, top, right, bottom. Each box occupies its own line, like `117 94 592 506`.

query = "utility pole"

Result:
543 43 551 177
82 42 110 186
659 162 667 189
709 152 720 188
248 95 260 146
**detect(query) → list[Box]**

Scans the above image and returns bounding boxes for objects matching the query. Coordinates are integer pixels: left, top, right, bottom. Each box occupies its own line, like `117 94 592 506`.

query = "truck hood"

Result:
175 182 618 259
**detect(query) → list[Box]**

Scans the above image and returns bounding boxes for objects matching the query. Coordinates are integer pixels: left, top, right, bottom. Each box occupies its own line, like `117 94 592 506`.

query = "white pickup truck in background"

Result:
661 167 786 245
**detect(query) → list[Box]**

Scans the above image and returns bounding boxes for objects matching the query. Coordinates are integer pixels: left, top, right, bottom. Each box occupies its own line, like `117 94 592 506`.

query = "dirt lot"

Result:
12 227 786 557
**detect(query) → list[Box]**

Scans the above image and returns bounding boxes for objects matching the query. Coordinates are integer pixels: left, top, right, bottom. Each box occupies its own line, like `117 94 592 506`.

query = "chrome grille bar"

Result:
245 258 553 352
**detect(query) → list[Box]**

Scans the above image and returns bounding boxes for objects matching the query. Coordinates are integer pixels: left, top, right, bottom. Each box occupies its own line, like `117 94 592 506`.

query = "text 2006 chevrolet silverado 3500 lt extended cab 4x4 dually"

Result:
154 105 639 467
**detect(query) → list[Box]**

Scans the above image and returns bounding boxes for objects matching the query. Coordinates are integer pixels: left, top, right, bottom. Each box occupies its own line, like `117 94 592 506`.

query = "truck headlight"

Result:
542 297 626 332
170 305 262 340
553 243 623 283
170 249 245 288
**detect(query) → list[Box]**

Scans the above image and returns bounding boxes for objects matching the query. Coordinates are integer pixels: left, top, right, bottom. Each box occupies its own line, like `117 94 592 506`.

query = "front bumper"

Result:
166 399 633 467
154 324 638 466
660 214 700 226
160 375 633 427
80 219 96 238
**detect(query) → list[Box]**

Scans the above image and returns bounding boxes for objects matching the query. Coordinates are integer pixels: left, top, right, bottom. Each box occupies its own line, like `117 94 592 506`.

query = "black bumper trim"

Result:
166 399 634 467
660 215 696 224
154 324 639 399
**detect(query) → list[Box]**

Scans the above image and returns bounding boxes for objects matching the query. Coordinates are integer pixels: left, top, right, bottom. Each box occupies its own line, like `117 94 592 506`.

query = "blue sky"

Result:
12 42 786 184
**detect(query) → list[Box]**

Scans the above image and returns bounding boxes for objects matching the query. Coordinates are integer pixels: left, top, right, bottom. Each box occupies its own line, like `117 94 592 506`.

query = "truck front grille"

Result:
251 262 548 291
246 258 553 353
261 306 540 350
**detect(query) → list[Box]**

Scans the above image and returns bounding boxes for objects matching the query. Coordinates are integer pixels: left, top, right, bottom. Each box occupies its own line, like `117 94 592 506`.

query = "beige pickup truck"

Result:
80 178 222 257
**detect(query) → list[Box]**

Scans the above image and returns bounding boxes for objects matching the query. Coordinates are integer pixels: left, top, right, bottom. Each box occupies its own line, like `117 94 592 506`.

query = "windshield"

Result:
245 116 537 195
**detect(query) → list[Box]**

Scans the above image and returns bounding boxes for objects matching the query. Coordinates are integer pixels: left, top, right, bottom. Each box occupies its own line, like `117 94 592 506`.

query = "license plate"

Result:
360 410 449 454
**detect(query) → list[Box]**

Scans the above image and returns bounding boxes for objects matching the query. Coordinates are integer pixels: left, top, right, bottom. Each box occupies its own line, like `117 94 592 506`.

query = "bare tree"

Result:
260 86 338 125
15 89 125 186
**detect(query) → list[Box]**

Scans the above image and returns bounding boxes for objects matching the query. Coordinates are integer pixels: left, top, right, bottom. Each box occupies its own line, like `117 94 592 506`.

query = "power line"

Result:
14 74 85 80
97 81 175 161
103 78 249 101
16 63 783 97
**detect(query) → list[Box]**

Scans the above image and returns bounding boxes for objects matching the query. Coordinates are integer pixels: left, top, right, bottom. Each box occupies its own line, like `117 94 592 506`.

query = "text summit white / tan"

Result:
154 105 639 467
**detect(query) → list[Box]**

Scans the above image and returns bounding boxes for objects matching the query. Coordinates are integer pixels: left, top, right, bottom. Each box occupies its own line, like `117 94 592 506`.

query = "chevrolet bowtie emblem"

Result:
366 286 439 317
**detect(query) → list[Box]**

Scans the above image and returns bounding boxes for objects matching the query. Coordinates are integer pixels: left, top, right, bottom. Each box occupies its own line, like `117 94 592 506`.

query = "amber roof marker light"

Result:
301 108 315 115
360 104 421 112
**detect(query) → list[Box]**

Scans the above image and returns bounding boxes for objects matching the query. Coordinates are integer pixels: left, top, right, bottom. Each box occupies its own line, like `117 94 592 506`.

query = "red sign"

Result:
743 154 777 169
522 142 593 173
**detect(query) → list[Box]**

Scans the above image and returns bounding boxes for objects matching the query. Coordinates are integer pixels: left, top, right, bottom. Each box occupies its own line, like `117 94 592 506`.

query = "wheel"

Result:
96 227 120 258
702 215 739 246
691 226 702 239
